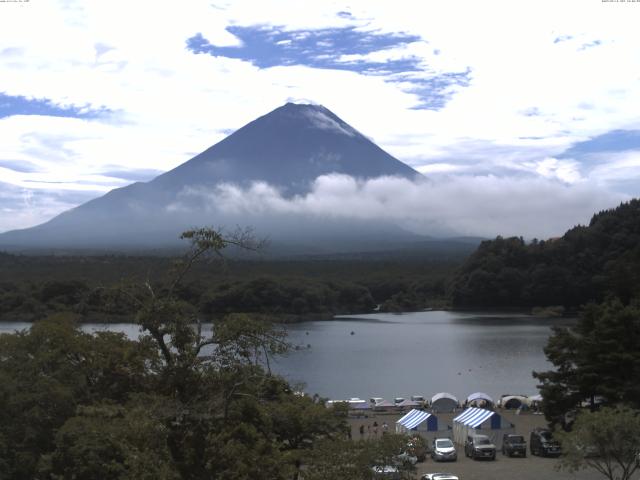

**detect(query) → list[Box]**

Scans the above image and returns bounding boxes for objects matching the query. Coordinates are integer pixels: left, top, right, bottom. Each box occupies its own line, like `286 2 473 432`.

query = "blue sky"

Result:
0 0 639 236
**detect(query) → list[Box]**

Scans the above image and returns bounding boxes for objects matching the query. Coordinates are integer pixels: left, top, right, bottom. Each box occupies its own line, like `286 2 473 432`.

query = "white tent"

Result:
452 407 514 448
466 392 494 408
431 392 459 413
499 395 528 409
396 409 450 442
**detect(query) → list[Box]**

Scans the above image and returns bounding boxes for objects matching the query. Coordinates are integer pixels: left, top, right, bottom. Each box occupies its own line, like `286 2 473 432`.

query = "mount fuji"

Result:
0 103 427 253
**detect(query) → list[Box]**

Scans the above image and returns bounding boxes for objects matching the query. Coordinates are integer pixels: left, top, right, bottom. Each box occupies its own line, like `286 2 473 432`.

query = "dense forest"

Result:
0 229 422 479
0 249 460 322
451 199 640 309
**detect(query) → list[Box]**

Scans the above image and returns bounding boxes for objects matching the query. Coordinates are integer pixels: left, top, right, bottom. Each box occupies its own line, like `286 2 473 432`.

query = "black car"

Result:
464 434 496 460
530 428 561 457
502 434 527 457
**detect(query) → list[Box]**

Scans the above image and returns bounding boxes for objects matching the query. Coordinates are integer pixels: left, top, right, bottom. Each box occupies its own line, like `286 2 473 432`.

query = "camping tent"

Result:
499 395 527 409
396 409 450 442
452 407 514 448
431 392 459 413
466 392 494 408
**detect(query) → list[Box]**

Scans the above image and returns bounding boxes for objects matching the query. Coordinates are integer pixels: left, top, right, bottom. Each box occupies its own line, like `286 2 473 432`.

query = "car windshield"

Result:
509 436 524 442
477 438 491 445
436 439 453 448
540 432 553 441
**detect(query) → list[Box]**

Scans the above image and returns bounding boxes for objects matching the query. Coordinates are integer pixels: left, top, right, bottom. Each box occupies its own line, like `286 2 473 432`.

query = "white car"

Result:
431 438 457 462
421 474 459 480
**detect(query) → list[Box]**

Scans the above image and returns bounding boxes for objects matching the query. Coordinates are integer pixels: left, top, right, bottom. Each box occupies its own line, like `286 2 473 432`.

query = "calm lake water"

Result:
0 311 571 402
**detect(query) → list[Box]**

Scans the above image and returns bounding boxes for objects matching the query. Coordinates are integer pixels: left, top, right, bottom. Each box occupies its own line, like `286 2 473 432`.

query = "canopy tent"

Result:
466 392 494 408
431 392 459 413
396 409 449 442
500 395 527 409
452 407 514 448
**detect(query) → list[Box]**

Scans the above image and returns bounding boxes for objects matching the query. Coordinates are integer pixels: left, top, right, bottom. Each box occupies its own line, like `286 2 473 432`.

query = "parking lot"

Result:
349 410 610 480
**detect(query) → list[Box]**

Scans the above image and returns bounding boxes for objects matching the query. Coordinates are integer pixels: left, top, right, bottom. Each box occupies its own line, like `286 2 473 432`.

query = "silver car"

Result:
421 474 459 480
431 438 457 462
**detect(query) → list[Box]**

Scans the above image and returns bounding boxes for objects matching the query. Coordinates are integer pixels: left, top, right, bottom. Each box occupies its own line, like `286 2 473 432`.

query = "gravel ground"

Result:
348 410 621 480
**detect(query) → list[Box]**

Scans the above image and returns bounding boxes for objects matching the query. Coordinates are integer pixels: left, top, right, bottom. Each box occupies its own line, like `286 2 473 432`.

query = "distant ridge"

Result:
0 103 423 252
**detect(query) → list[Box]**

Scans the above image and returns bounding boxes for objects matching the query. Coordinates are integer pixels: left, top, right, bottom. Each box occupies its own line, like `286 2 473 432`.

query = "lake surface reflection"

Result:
0 311 571 402
273 311 572 401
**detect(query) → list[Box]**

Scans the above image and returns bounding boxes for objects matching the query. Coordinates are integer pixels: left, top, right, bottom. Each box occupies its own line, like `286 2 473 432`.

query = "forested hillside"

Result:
451 199 640 308
0 252 458 322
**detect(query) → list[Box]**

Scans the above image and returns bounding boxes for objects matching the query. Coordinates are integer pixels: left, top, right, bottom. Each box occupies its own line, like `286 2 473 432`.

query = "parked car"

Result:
464 434 496 460
530 428 561 457
431 438 457 462
420 474 459 480
502 434 527 457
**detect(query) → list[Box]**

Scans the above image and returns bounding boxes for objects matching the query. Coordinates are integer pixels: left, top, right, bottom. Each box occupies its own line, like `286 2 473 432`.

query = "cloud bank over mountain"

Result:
170 173 626 239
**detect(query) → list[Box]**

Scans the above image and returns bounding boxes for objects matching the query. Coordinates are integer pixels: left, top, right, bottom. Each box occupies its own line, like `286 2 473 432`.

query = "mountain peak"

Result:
0 103 422 249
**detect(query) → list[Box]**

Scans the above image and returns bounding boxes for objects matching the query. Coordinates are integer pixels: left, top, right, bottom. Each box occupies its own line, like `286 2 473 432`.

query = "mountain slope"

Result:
0 103 423 251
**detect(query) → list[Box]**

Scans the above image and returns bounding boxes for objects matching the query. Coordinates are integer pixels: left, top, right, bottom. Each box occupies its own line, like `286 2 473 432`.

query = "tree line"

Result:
0 255 454 322
451 199 640 309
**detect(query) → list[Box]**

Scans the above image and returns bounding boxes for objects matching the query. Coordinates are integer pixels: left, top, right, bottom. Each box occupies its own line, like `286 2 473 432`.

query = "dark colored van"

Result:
530 428 561 457
502 434 527 457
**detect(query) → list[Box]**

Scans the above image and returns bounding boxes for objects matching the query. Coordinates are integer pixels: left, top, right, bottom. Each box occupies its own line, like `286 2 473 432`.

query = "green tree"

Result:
0 313 158 480
556 406 640 480
533 298 640 427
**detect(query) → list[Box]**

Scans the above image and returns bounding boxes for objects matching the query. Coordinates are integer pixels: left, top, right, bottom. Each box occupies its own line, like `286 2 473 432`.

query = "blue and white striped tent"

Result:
395 409 448 441
452 407 514 447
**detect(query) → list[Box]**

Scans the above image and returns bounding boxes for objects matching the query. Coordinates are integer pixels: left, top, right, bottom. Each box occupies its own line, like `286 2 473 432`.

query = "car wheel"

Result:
491 454 496 461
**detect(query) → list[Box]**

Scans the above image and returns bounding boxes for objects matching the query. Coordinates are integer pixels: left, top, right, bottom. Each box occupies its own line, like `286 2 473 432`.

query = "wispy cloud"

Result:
0 92 112 119
186 25 471 110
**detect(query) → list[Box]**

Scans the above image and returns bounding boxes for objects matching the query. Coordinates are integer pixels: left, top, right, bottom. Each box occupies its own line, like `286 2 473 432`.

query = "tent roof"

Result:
373 400 395 407
528 394 543 402
453 407 495 428
396 409 432 429
397 399 422 407
501 395 527 403
431 392 458 403
467 392 494 403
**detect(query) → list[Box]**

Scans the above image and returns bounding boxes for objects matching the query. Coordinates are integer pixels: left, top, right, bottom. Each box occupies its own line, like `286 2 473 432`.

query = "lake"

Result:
0 311 570 403
273 311 572 402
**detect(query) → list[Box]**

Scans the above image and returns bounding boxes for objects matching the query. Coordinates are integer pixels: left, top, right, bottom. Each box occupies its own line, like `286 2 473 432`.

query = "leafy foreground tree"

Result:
0 228 403 480
556 406 640 480
533 297 640 427
303 434 416 480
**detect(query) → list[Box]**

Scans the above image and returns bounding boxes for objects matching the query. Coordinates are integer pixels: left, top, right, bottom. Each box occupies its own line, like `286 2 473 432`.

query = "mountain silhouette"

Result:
0 103 423 252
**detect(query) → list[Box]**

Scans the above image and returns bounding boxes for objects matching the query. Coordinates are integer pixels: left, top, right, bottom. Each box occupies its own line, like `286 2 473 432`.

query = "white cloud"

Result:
171 174 627 239
0 0 638 233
